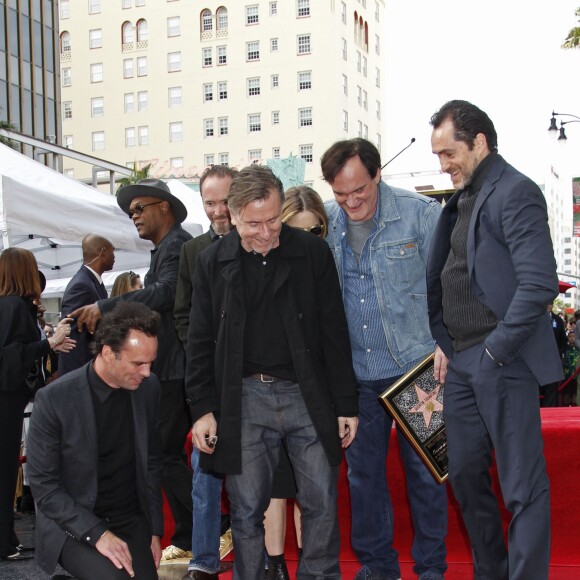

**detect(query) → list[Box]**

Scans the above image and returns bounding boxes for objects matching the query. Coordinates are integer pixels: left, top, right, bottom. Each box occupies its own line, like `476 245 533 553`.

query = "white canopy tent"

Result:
0 144 204 296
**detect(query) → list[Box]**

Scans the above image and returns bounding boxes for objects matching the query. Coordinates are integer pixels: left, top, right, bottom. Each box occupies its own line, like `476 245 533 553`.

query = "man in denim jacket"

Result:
322 139 446 580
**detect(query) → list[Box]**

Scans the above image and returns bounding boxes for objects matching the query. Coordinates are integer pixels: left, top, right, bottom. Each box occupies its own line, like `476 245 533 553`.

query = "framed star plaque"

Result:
379 353 448 484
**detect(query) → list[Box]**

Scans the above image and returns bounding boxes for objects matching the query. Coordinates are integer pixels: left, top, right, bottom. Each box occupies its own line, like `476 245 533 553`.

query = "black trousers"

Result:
60 513 157 580
158 378 192 549
0 384 31 558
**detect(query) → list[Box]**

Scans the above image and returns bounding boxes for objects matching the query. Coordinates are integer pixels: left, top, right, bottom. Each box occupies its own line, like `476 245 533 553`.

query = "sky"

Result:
382 0 580 184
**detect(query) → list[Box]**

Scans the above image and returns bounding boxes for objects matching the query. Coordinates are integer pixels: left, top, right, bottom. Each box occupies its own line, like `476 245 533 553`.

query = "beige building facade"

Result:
59 0 385 195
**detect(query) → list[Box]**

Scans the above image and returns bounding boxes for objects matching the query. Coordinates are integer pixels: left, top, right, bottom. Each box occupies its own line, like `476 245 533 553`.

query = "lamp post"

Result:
548 111 580 141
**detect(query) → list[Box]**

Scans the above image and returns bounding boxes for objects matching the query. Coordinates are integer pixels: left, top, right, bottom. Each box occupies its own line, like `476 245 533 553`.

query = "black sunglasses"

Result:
297 224 324 237
129 200 163 218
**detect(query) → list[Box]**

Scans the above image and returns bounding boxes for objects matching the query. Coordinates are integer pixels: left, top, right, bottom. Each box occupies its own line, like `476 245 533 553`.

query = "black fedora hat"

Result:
117 178 188 223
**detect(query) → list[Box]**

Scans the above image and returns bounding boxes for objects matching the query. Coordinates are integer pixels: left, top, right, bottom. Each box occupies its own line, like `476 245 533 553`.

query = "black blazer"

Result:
27 364 164 574
59 266 108 376
185 224 359 474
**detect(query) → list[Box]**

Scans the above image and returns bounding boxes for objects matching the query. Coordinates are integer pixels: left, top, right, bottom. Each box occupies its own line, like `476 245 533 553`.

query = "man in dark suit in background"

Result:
28 302 163 580
59 234 114 376
427 100 562 579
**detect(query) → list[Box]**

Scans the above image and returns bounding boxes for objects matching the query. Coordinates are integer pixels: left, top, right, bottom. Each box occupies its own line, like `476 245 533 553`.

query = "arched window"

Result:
122 21 133 44
201 9 213 32
359 16 364 47
216 7 228 30
364 21 369 50
60 31 71 53
137 19 148 42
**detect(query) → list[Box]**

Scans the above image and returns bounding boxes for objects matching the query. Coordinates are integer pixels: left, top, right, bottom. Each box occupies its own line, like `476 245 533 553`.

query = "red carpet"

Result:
164 408 580 577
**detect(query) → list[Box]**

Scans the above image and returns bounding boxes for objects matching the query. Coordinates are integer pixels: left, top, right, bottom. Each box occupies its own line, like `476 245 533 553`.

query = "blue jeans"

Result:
346 378 447 578
226 378 340 580
187 447 224 573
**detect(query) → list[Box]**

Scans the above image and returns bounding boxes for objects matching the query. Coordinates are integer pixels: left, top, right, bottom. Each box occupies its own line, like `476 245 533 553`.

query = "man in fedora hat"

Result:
69 178 195 562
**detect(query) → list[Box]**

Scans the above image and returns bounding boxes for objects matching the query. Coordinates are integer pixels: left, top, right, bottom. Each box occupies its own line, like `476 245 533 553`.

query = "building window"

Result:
137 56 147 76
204 118 214 138
271 38 278 52
362 56 367 77
375 1 380 22
62 67 72 87
60 31 71 54
122 21 134 44
377 133 381 152
375 34 380 55
61 0 70 19
298 70 312 90
171 157 184 170
136 19 148 42
270 2 278 16
297 34 311 54
89 29 102 49
139 126 148 145
203 47 213 67
203 83 213 102
342 110 348 131
125 127 135 147
271 74 279 88
123 59 134 78
122 0 131 8
247 41 260 61
124 93 134 112
138 91 148 111
217 46 227 65
88 0 101 15
246 5 259 25
342 38 347 60
91 97 104 117
64 135 73 148
135 0 145 6
169 86 182 107
90 63 103 83
219 117 228 136
169 122 183 142
247 77 260 97
248 113 261 132
92 131 105 151
249 149 262 163
218 81 228 100
363 90 368 110
376 67 380 87
167 16 180 37
272 111 280 124
299 107 312 127
357 51 361 72
201 9 213 31
219 153 229 166
217 7 228 30
357 85 362 106
204 154 215 166
64 102 73 119
341 2 346 24
272 147 280 158
297 0 310 18
342 74 348 96
300 144 313 163
358 120 363 137
168 52 181 72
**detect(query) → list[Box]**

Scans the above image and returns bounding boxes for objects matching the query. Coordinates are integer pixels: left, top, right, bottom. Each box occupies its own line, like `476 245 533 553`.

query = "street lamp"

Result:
548 111 580 142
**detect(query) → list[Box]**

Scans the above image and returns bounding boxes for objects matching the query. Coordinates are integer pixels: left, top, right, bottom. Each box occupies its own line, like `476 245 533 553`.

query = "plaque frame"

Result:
379 353 448 484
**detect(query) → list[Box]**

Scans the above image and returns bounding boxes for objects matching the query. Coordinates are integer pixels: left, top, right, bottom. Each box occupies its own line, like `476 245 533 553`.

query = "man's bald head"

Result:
82 234 115 274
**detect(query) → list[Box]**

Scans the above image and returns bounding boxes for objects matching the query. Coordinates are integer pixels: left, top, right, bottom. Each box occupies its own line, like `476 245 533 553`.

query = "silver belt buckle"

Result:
261 374 274 383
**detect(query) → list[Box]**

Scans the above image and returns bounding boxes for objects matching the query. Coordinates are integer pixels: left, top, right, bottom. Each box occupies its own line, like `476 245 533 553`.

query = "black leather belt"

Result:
246 373 277 383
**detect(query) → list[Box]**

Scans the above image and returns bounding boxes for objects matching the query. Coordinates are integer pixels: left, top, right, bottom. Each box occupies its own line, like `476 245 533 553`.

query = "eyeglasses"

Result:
297 224 325 237
128 200 163 218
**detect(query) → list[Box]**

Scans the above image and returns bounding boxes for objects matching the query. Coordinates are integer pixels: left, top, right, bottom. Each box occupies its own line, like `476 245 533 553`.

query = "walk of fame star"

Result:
409 383 443 429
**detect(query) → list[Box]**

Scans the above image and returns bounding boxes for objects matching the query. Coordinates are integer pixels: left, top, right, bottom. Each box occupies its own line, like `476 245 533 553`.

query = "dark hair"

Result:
0 248 41 300
199 165 238 194
93 302 160 355
430 100 498 152
320 138 381 184
227 165 284 215
282 186 328 238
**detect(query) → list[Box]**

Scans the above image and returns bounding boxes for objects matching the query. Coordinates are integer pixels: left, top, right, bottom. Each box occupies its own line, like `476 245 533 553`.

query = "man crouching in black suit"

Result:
28 302 163 580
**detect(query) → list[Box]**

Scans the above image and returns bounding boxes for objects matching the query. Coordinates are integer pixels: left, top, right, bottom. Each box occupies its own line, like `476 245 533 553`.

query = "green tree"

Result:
562 7 580 49
115 161 151 194
0 120 17 149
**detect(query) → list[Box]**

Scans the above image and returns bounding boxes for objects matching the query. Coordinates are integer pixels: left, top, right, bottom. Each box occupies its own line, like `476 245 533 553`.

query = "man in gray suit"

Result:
28 302 163 580
427 100 562 579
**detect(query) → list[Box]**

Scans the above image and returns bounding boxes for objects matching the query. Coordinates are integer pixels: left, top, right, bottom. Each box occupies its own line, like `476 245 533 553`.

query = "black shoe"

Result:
16 544 35 552
267 560 290 580
1 551 34 561
181 570 219 580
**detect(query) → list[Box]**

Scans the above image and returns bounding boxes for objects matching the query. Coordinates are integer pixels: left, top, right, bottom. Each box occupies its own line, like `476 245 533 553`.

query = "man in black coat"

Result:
28 303 163 580
70 179 194 562
185 165 359 580
59 234 114 376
